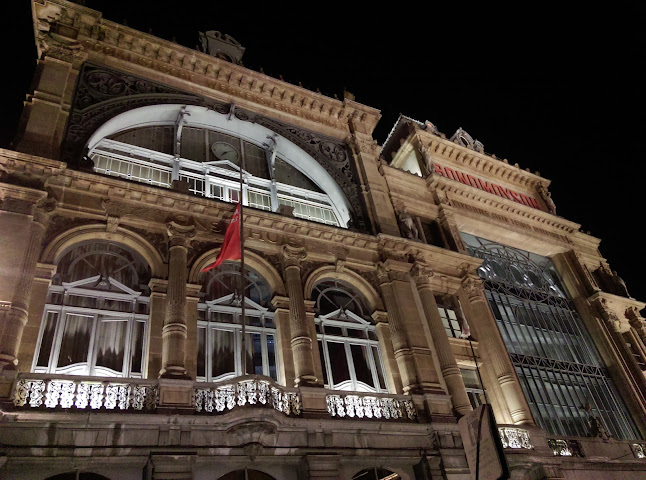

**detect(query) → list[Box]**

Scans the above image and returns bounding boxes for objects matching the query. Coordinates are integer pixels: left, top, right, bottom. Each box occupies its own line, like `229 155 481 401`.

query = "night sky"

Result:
3 2 645 304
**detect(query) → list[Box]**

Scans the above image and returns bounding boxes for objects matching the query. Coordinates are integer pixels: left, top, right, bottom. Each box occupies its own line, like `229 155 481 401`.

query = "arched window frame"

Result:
87 105 351 227
32 242 151 379
316 308 387 393
197 264 279 383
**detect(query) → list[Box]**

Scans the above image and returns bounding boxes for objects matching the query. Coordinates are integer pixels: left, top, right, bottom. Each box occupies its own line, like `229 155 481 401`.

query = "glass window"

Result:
33 242 151 378
461 233 640 440
312 280 387 393
91 126 345 228
197 263 279 383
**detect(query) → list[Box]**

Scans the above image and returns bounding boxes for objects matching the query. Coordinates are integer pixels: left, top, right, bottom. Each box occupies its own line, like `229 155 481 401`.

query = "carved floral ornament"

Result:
461 274 484 300
281 244 307 269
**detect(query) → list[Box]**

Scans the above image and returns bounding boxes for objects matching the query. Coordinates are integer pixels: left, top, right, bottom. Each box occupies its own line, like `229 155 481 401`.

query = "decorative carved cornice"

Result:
588 291 646 334
31 1 380 135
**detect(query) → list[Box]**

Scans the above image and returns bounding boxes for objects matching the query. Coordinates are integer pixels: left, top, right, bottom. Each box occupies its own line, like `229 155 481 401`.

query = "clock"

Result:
211 142 240 163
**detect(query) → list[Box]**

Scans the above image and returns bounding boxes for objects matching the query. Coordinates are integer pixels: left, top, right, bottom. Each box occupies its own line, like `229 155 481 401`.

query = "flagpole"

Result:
239 151 247 376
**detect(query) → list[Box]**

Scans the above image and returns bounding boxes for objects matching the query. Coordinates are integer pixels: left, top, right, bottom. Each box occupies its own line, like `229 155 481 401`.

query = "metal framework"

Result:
462 233 640 440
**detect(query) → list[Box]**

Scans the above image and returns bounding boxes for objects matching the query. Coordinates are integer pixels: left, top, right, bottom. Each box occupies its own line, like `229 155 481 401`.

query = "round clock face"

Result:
211 142 240 163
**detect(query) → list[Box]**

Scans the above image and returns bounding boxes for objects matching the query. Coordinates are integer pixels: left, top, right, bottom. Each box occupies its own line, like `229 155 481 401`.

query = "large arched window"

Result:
312 280 387 393
33 241 151 378
87 105 351 227
197 262 278 383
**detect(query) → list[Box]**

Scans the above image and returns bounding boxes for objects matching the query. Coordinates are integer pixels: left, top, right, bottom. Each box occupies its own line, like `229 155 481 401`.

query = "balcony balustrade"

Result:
12 374 158 411
326 392 417 420
194 375 301 416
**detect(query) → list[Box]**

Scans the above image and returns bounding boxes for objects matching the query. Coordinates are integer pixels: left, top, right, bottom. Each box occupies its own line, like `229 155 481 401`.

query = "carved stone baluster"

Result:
281 245 317 386
411 263 472 415
160 222 196 378
461 274 533 424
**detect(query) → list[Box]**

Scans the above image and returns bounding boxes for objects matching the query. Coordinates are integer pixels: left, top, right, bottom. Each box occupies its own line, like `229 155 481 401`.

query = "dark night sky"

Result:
3 1 646 303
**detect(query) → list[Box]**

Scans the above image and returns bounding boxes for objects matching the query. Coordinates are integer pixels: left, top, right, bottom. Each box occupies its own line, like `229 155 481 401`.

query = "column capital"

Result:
281 244 307 269
376 261 410 285
410 262 434 288
461 274 485 300
166 222 196 248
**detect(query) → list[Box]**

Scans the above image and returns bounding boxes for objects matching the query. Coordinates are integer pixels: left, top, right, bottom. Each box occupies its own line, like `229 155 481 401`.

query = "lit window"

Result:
197 263 279 383
33 242 150 378
313 281 387 393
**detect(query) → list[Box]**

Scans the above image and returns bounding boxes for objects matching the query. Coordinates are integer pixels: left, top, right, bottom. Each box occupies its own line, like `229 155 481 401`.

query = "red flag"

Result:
201 203 242 272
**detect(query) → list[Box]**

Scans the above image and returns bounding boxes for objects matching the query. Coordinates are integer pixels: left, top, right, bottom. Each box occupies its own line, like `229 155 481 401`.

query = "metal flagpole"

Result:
239 150 247 375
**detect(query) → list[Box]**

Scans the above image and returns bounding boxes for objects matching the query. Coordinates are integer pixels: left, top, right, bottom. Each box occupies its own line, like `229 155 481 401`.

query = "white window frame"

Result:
316 309 388 393
33 277 149 378
196 295 280 383
91 135 344 228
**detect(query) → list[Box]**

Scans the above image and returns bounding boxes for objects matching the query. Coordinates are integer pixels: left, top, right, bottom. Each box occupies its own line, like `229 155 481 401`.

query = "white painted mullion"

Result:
344 342 358 391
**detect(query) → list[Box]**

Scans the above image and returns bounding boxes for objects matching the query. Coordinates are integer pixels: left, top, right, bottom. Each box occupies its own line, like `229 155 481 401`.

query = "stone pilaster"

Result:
461 274 533 425
281 244 317 386
159 222 196 378
0 190 55 372
271 295 296 387
412 263 472 415
184 283 202 380
372 310 403 394
147 278 168 379
376 262 420 393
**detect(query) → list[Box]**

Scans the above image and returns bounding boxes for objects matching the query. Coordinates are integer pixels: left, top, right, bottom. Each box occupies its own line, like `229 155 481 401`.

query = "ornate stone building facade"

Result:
2 1 646 479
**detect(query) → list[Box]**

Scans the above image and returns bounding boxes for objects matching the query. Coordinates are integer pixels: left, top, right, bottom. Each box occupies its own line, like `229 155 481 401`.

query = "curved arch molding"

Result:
62 63 369 230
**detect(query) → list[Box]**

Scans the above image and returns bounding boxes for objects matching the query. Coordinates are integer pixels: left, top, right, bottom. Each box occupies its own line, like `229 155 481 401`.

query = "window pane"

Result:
245 333 263 376
36 312 58 368
350 344 374 388
130 320 145 374
267 334 277 381
94 318 127 373
327 342 350 385
372 346 386 390
57 314 92 368
318 340 328 386
197 327 206 378
211 329 235 378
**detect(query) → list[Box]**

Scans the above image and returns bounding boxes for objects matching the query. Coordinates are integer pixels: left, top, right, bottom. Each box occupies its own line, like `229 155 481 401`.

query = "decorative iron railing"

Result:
632 443 646 459
326 393 416 420
498 427 532 449
194 376 301 416
547 438 583 457
12 375 158 411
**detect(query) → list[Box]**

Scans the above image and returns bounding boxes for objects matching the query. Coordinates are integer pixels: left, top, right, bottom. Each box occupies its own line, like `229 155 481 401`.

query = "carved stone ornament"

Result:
34 3 86 62
410 263 434 287
376 262 409 285
167 222 197 248
281 244 307 270
63 63 369 230
461 274 484 300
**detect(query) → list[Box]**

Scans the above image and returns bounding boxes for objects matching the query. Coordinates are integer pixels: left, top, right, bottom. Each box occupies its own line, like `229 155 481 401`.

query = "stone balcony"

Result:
6 373 419 422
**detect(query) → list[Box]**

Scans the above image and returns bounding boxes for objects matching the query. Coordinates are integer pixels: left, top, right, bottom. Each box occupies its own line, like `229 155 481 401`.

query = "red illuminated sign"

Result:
434 163 544 211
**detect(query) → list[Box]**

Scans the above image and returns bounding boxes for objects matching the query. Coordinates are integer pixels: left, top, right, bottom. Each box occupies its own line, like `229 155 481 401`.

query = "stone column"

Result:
281 245 317 386
412 263 472 415
461 274 533 424
271 295 296 386
147 278 168 379
0 192 55 372
160 222 196 378
372 310 403 394
377 263 419 393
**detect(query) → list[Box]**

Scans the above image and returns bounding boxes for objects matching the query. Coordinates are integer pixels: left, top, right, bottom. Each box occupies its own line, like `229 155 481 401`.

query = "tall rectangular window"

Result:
462 233 640 440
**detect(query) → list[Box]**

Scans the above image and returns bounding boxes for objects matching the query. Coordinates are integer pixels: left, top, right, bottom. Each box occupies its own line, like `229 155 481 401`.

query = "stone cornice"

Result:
413 125 550 191
433 175 580 235
31 0 381 137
